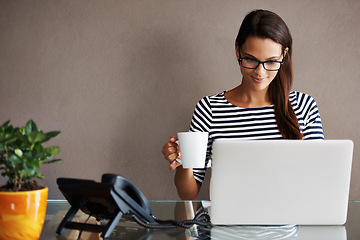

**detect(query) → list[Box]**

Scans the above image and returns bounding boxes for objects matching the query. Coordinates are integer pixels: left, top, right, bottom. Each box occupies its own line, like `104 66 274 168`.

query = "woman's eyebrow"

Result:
242 52 281 60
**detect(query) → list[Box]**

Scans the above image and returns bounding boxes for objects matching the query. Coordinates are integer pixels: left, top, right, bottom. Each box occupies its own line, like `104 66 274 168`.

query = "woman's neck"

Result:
224 84 272 108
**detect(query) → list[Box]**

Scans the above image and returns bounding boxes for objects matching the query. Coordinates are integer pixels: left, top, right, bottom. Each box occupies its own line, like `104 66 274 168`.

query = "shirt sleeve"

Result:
189 96 212 185
301 95 325 140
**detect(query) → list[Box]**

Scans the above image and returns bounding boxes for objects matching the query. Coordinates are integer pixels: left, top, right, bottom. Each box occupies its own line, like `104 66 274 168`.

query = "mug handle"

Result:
175 140 182 164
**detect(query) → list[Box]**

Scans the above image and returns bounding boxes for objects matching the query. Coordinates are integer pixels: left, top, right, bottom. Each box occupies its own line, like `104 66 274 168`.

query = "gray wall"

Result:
1 0 359 200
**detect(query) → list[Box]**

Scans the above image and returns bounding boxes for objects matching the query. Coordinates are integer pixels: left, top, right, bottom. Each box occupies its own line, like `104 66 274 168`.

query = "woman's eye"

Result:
244 59 258 63
266 61 277 66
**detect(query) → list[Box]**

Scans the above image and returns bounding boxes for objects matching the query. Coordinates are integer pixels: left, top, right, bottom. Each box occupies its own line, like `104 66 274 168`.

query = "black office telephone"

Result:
56 174 210 238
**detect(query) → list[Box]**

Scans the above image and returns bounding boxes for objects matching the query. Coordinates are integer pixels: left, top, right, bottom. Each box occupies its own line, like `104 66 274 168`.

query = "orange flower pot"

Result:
0 187 48 240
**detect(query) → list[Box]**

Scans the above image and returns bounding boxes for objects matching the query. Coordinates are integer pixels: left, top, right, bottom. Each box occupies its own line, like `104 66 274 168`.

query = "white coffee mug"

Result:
176 131 208 169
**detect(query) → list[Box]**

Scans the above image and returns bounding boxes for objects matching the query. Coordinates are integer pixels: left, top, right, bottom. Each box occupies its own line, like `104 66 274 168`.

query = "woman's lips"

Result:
252 76 266 83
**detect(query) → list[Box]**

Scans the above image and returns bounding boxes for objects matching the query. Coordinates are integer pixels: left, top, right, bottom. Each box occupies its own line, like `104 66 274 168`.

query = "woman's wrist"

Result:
174 166 200 200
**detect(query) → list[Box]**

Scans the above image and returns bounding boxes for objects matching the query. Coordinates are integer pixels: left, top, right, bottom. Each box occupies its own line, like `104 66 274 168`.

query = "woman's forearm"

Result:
174 166 200 200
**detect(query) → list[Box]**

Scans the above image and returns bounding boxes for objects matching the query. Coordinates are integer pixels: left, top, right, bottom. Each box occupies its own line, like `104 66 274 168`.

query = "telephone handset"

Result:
56 174 211 238
56 174 154 238
101 174 152 222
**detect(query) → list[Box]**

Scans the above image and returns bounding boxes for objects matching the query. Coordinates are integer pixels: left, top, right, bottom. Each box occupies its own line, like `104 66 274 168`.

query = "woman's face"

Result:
237 36 286 93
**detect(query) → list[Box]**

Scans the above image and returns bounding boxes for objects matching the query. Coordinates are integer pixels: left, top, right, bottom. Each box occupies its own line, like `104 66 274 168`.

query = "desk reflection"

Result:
210 226 346 240
52 224 346 240
41 200 351 240
297 226 346 240
210 225 298 240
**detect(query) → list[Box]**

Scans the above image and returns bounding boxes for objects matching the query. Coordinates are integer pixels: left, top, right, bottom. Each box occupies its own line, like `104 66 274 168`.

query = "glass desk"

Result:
40 200 360 240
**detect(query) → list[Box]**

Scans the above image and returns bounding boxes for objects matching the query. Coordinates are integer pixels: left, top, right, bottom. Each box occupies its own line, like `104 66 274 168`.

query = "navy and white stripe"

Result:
190 91 324 184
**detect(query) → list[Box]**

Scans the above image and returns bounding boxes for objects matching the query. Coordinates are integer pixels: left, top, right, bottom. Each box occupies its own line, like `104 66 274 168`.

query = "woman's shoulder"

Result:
290 91 318 109
204 91 226 99
197 91 227 104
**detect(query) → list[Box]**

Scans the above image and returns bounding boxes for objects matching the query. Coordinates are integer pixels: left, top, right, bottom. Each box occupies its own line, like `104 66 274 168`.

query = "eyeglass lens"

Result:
241 59 281 71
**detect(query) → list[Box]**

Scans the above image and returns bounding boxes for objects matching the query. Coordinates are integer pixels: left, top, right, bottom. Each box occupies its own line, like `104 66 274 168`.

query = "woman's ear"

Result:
235 43 240 60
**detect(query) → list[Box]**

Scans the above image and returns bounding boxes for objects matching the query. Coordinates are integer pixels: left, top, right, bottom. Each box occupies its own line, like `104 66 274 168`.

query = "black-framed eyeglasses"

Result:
238 55 284 71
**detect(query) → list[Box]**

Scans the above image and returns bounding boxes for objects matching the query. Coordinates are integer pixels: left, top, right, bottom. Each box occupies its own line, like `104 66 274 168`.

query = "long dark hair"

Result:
235 9 302 139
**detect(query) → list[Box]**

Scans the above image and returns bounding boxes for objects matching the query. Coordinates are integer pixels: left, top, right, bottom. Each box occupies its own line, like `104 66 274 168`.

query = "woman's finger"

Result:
169 159 181 171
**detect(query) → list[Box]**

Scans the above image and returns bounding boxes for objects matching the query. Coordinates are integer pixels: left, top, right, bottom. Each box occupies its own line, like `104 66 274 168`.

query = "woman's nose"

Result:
255 62 267 75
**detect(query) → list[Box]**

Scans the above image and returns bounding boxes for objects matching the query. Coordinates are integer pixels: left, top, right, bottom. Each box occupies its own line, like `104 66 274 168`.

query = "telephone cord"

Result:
132 211 211 229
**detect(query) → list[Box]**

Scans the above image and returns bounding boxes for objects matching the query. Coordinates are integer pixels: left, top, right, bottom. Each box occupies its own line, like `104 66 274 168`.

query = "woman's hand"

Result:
162 135 201 199
161 136 182 171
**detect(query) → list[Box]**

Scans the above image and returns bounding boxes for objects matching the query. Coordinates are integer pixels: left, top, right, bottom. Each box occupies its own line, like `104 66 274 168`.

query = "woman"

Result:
162 9 324 200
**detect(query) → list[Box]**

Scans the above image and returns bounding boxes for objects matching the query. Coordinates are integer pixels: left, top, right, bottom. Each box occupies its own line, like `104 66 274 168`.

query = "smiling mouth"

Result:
252 76 266 83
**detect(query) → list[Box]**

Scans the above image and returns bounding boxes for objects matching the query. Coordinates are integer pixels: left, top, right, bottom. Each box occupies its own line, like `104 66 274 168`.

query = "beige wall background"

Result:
0 0 359 200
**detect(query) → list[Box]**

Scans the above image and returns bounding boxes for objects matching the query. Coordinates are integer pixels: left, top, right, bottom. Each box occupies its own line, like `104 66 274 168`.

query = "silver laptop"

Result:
210 140 353 225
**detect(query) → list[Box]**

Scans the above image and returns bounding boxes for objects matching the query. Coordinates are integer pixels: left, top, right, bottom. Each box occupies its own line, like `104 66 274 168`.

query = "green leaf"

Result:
1 120 11 128
5 136 17 144
45 146 60 158
0 124 16 145
35 172 44 179
28 131 46 144
33 143 45 153
15 131 30 147
9 153 23 165
23 151 34 159
14 149 23 157
22 169 44 180
45 131 61 141
21 168 35 179
25 158 41 169
44 158 62 164
25 120 39 135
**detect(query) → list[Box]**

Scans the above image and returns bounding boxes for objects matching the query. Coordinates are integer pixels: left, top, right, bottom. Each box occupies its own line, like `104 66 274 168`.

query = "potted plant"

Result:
0 119 61 240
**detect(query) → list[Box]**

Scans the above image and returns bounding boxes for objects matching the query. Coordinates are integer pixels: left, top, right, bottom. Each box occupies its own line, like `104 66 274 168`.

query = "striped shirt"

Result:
189 91 324 184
